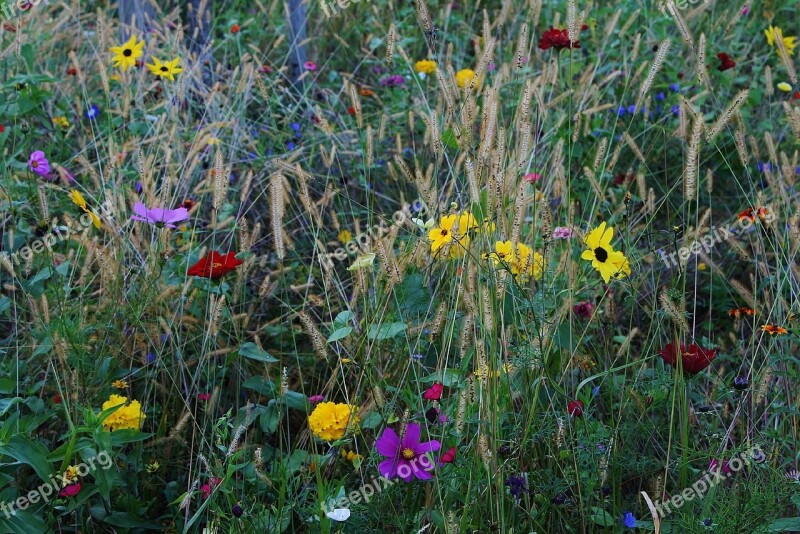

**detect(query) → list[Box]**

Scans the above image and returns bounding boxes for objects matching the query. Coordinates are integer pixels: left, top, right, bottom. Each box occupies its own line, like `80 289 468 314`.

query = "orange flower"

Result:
738 208 756 222
728 307 755 318
359 88 375 97
230 24 241 34
761 324 788 335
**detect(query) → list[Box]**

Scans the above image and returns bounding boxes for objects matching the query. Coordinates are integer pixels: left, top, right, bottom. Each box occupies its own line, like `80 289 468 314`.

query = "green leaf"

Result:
0 435 53 481
108 429 152 446
260 403 280 433
589 507 615 527
765 518 800 532
420 369 462 386
239 342 278 363
243 376 276 396
333 311 355 328
367 322 406 340
441 129 459 149
359 411 382 430
327 327 353 343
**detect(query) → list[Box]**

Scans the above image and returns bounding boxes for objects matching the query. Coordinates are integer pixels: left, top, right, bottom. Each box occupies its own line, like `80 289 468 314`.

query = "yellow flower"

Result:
52 116 69 129
485 240 516 265
338 229 353 243
109 35 145 71
414 59 437 74
112 379 128 389
455 68 477 88
63 466 79 484
68 190 102 229
101 394 145 431
514 243 545 280
207 137 222 145
777 82 793 92
429 214 458 253
581 222 630 283
146 460 160 473
765 25 797 56
340 449 362 462
308 402 359 441
146 57 183 81
697 262 707 271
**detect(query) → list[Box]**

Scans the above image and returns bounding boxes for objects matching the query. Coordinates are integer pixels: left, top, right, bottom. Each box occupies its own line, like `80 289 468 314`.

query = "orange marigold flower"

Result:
729 307 755 318
761 324 788 335
359 88 375 97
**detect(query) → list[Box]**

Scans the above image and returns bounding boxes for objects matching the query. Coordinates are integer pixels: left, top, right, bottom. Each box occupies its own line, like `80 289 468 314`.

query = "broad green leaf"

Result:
239 342 278 363
0 435 53 481
327 327 353 343
367 322 406 340
589 506 615 527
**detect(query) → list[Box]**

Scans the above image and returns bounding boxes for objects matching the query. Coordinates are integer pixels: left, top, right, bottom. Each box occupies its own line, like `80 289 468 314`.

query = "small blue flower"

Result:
135 181 143 194
669 83 681 92
411 353 424 360
656 91 666 101
146 352 157 363
286 141 296 150
592 385 601 396
627 105 636 114
617 106 627 117
622 512 636 528
758 162 772 172
411 200 423 212
671 105 681 116
85 104 100 120
290 122 301 132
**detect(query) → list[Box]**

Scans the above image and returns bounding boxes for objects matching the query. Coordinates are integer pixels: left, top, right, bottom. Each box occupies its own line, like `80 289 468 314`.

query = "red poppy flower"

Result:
439 447 457 464
67 68 78 76
422 382 444 400
567 400 584 417
716 53 736 72
53 393 62 404
538 28 580 51
658 342 717 374
59 483 81 498
230 24 240 34
347 106 356 115
187 251 243 279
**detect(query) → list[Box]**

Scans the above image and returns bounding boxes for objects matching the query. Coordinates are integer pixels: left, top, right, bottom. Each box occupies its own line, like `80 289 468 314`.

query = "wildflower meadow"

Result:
2 0 800 532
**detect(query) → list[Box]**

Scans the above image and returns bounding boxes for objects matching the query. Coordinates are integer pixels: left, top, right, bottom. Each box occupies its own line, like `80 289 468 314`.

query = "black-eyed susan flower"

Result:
761 324 788 335
146 57 183 81
581 222 630 283
68 190 101 229
109 35 144 71
765 25 797 56
429 214 457 253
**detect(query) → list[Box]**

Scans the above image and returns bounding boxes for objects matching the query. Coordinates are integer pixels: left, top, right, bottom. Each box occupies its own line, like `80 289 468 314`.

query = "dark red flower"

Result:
568 400 584 417
347 106 356 115
0 125 4 134
573 301 594 319
66 68 78 76
422 382 444 400
187 251 243 279
178 198 196 211
614 173 634 185
716 53 736 72
538 28 580 51
198 392 211 401
230 24 241 34
793 91 800 100
658 342 717 374
53 393 62 404
439 447 457 464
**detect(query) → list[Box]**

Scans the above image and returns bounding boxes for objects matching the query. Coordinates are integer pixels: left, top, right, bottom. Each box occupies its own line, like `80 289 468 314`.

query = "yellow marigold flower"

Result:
765 25 797 56
109 35 145 71
455 68 477 88
112 379 128 389
414 59 437 74
338 229 353 243
581 222 630 283
146 57 183 81
101 394 146 431
308 402 359 441
777 82 793 92
52 116 69 129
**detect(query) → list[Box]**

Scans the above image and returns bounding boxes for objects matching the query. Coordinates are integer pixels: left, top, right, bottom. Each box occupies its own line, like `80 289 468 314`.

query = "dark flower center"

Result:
594 247 608 262
123 49 132 57
31 161 38 168
161 66 168 72
440 230 448 237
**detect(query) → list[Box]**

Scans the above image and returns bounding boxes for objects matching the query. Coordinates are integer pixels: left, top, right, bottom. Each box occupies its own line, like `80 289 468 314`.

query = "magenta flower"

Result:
376 422 440 481
552 227 573 239
28 151 51 177
303 61 317 71
130 201 189 228
308 394 325 404
59 483 82 498
524 173 541 183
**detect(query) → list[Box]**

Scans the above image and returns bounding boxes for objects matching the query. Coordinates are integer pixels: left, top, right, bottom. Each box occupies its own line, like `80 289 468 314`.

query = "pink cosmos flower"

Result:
376 422 441 481
524 173 541 183
28 151 51 177
130 202 189 228
552 227 573 239
303 61 317 71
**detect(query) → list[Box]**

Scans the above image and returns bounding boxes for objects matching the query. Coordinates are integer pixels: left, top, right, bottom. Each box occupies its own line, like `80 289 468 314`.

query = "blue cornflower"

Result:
290 122 301 132
758 162 772 172
669 83 681 92
85 104 100 120
622 512 636 528
656 91 666 101
627 105 636 114
671 105 681 116
504 475 527 498
286 141 296 150
617 106 627 117
146 352 157 363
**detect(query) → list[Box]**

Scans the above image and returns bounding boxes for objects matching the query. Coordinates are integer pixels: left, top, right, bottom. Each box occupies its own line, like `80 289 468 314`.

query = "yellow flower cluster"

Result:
765 25 797 56
455 68 478 88
483 240 545 281
52 116 69 129
428 211 480 259
340 449 362 463
308 402 359 441
101 394 145 431
414 60 437 74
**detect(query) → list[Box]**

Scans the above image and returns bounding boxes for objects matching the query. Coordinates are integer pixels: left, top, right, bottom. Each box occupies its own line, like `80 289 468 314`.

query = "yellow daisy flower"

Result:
429 214 458 253
112 379 128 389
765 25 797 56
337 229 353 243
455 68 477 88
109 35 145 71
68 190 102 229
146 57 183 81
414 59 437 74
581 222 630 283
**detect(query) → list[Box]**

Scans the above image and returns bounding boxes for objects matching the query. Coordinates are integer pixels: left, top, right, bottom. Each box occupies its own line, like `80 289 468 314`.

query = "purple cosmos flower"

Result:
130 201 189 228
524 173 542 183
376 422 441 481
380 75 406 88
552 226 573 239
28 151 51 177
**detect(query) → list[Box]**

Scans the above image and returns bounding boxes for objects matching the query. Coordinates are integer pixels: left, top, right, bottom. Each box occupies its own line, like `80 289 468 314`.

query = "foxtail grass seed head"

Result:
385 24 396 65
706 89 749 142
298 311 329 359
637 39 671 110
269 173 286 260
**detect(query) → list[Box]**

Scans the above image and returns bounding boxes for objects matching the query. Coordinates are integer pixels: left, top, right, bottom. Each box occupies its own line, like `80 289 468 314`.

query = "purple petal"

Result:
378 458 398 479
147 207 168 222
413 439 441 455
376 428 401 456
165 208 189 223
132 202 150 220
412 462 433 480
398 460 414 482
401 423 421 448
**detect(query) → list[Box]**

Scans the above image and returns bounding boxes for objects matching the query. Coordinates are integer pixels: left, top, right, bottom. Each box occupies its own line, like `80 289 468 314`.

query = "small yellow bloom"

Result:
146 57 183 81
697 262 707 271
765 25 797 56
68 190 102 229
455 68 478 89
340 358 352 364
777 82 793 92
109 35 145 71
146 460 160 473
52 116 69 129
414 59 437 74
63 465 79 484
340 449 362 462
207 137 222 145
112 379 128 389
338 229 353 243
